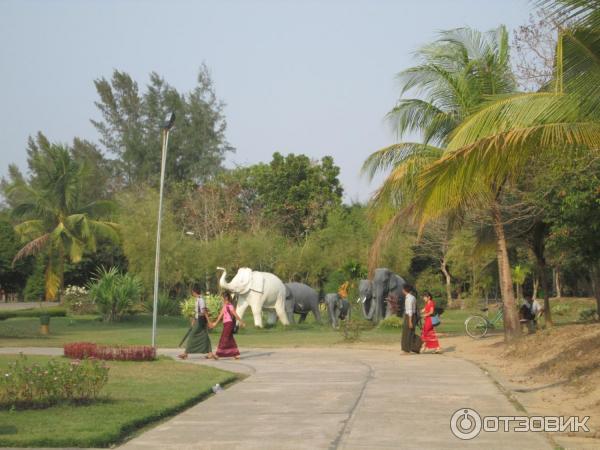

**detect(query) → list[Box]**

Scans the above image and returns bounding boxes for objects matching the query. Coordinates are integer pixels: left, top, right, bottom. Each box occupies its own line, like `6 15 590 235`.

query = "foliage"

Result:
91 65 232 187
415 268 447 308
87 267 142 322
0 355 236 448
118 188 196 295
142 294 180 317
63 285 96 315
578 308 599 322
0 355 108 409
63 342 156 361
3 139 119 300
338 319 372 342
377 315 404 329
23 257 46 301
0 306 66 321
0 219 30 293
180 296 197 320
204 294 223 320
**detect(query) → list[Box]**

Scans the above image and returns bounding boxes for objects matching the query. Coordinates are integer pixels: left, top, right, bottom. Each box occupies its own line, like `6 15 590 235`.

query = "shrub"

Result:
0 306 67 321
64 342 156 361
415 268 448 309
0 355 109 410
63 285 96 315
88 267 142 322
552 303 570 316
23 260 46 301
180 293 222 320
142 294 180 316
378 315 403 329
338 319 372 342
578 308 599 322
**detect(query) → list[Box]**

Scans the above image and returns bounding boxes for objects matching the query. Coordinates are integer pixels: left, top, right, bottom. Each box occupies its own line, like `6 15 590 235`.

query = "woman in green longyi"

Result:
179 284 217 360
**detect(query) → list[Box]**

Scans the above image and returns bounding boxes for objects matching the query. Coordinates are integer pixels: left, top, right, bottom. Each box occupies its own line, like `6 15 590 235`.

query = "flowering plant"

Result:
0 354 109 410
63 343 156 361
63 285 95 315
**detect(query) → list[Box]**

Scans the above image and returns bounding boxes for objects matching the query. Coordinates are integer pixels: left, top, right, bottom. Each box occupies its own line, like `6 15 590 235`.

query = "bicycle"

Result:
465 306 504 339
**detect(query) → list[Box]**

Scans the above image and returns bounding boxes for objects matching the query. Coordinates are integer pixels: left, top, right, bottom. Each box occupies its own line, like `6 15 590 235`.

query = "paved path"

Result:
0 347 551 449
127 348 550 450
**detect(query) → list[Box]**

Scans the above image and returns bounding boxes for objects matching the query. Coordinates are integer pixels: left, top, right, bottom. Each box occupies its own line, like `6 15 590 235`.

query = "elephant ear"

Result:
389 274 399 292
250 271 265 293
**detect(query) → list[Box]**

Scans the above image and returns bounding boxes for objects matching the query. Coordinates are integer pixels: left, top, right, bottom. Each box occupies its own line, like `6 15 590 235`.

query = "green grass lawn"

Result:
0 298 594 349
0 355 237 448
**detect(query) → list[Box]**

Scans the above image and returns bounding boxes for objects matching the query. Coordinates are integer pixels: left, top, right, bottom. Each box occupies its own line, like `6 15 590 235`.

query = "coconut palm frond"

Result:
362 143 444 179
12 233 51 264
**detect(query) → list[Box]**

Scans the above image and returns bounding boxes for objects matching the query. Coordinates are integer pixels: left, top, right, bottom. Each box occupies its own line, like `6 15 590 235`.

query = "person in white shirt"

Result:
401 284 417 354
520 294 544 333
178 285 217 360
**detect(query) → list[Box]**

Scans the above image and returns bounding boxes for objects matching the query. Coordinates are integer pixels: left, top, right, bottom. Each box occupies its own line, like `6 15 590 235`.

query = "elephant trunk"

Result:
218 268 233 290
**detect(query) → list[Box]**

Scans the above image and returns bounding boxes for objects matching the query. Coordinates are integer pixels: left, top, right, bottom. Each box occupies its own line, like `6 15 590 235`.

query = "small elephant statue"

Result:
284 282 322 324
325 293 351 329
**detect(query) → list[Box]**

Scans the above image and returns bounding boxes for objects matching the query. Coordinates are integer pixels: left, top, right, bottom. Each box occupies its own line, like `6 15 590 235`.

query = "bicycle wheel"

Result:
465 315 489 339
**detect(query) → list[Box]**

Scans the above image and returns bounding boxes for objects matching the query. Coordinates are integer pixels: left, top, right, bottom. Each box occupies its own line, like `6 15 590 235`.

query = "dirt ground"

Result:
444 323 600 449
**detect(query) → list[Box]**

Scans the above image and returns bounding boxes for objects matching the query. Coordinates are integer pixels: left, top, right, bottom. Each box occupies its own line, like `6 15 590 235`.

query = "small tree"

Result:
87 267 142 322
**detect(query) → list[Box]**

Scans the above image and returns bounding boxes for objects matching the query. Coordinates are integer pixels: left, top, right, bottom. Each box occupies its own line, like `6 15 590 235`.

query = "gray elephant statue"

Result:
284 282 322 324
357 279 373 307
361 268 406 323
325 293 350 328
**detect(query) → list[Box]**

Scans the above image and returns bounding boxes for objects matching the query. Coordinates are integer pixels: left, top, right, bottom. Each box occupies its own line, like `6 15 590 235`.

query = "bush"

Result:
63 285 96 315
338 319 372 342
64 342 156 361
552 303 571 316
578 308 599 322
415 268 448 309
142 294 180 316
0 306 66 321
0 355 109 410
378 315 403 329
180 294 222 321
23 260 46 301
87 267 142 322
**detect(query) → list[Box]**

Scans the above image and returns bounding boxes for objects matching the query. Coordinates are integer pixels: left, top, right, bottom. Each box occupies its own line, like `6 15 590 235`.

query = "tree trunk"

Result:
591 263 600 319
440 257 452 307
491 201 521 341
532 278 539 300
554 267 562 298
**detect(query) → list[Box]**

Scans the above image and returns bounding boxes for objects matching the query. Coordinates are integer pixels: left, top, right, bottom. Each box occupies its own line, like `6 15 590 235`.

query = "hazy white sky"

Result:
0 0 533 201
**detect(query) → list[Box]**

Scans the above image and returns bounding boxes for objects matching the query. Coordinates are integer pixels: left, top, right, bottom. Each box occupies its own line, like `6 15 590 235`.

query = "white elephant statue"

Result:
217 267 289 328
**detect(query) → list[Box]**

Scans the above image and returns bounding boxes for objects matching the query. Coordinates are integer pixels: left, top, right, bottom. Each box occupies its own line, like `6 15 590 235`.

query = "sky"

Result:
0 0 533 202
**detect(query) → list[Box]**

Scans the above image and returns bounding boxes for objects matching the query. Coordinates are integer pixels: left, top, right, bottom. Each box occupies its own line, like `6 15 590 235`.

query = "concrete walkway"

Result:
128 348 549 450
0 347 551 449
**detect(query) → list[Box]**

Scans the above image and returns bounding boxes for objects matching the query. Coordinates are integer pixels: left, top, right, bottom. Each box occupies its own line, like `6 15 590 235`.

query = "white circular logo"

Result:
450 408 482 440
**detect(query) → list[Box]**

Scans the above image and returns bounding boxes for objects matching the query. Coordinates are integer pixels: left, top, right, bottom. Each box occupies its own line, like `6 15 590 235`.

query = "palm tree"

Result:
363 26 515 307
7 144 119 300
413 1 600 338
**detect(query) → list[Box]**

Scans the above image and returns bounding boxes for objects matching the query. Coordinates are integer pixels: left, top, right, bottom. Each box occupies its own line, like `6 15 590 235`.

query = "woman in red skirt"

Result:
420 292 441 354
211 292 244 359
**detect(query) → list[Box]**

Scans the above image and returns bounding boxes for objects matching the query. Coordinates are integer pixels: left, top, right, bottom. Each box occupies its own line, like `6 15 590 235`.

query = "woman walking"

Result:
212 292 244 359
179 285 217 360
420 292 441 353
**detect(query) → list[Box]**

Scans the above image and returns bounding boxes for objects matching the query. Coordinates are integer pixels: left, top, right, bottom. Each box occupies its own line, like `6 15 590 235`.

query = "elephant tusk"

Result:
357 296 366 304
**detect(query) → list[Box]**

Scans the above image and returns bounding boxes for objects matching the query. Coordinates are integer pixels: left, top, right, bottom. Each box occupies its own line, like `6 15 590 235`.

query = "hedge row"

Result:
64 342 156 361
0 306 67 321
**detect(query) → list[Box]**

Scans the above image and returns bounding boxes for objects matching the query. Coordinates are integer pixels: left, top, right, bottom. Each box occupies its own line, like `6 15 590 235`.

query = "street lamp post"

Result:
151 112 176 348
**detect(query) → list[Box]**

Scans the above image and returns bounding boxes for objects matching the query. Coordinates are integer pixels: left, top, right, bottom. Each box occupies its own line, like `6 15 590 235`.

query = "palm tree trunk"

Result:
491 200 521 341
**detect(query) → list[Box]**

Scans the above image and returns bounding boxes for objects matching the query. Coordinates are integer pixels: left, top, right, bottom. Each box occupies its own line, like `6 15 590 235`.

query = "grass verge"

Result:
0 355 237 448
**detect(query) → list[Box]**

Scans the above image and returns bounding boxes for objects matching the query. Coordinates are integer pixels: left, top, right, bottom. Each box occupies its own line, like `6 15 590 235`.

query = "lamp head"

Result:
162 112 176 130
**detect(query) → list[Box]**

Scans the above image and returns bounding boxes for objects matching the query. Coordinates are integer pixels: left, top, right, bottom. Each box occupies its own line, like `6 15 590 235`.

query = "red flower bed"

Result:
64 342 156 361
